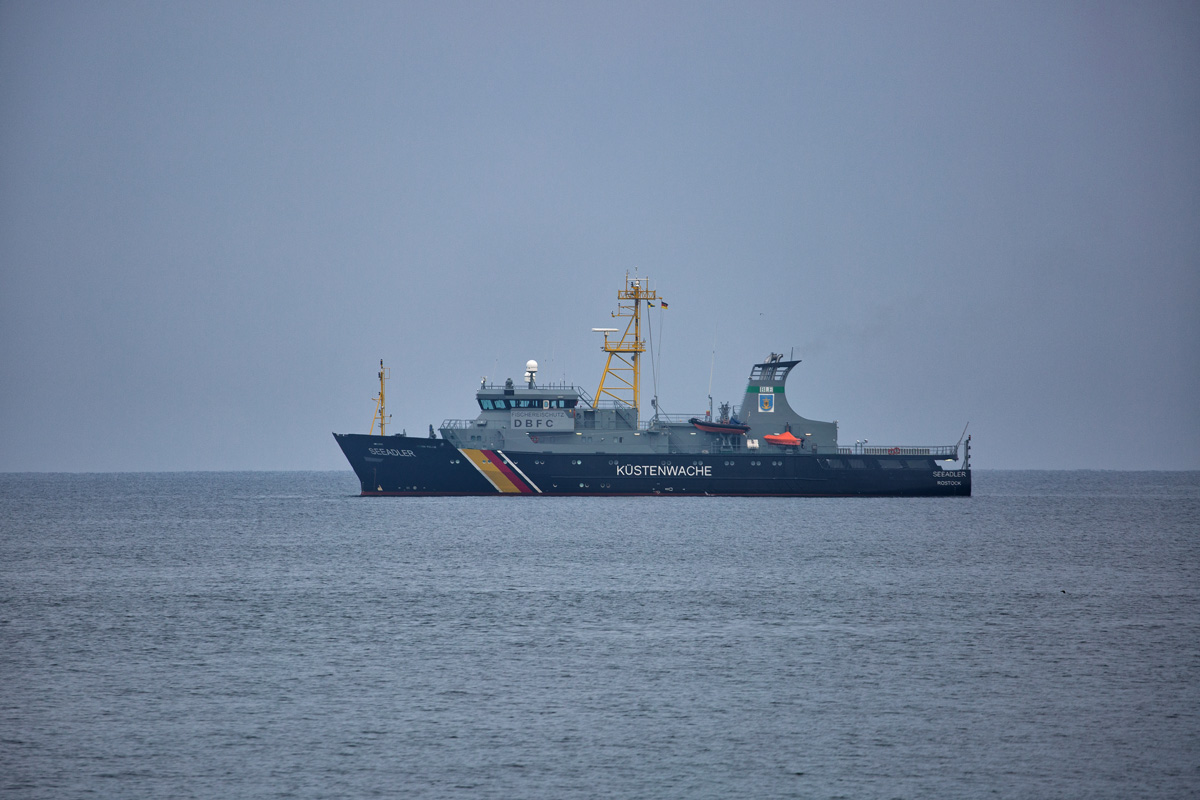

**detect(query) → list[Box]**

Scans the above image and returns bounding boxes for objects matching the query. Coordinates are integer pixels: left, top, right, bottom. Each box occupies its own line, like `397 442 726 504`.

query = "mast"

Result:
370 359 391 435
593 273 658 422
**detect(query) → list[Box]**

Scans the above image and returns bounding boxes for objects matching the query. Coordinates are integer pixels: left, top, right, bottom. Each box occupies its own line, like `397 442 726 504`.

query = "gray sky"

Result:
2 1 1198 471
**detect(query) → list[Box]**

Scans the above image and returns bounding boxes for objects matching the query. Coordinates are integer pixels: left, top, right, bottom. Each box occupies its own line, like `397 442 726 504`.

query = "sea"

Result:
1 470 1197 799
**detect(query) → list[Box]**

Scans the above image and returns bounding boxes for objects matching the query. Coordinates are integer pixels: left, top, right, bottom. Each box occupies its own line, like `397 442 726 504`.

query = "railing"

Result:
479 381 591 401
832 445 959 457
588 399 632 410
650 412 708 424
440 419 478 430
479 380 586 392
628 412 712 431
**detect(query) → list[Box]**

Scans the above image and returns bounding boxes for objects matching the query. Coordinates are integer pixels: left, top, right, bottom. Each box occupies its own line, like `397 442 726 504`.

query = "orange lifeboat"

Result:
763 430 803 447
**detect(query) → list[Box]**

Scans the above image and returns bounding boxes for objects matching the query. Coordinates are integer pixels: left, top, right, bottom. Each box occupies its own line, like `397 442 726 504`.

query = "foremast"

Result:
370 359 391 435
593 274 658 424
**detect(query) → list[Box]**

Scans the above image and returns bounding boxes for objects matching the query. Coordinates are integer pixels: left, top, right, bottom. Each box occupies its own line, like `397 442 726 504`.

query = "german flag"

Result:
661 300 669 309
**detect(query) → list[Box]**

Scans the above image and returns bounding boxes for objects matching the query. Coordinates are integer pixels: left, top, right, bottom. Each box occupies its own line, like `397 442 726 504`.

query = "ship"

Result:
333 276 971 497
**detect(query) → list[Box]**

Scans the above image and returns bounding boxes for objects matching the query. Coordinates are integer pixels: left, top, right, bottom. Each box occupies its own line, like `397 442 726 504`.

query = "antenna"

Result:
646 290 658 415
707 325 717 420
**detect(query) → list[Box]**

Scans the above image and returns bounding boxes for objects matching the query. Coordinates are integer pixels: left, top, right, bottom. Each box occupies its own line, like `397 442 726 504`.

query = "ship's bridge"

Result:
748 356 800 384
474 377 586 410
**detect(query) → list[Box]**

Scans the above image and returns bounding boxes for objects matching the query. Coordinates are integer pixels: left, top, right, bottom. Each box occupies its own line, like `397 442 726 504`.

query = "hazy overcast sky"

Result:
2 1 1198 471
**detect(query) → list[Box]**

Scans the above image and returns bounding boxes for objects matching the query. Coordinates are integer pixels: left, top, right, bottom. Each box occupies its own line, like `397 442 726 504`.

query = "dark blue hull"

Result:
333 433 971 497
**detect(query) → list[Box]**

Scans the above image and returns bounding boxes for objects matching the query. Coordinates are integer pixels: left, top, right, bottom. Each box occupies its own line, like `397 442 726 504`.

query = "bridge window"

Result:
479 397 577 410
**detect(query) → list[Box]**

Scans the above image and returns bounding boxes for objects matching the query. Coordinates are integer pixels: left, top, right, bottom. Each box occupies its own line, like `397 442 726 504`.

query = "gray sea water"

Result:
1 470 1197 799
